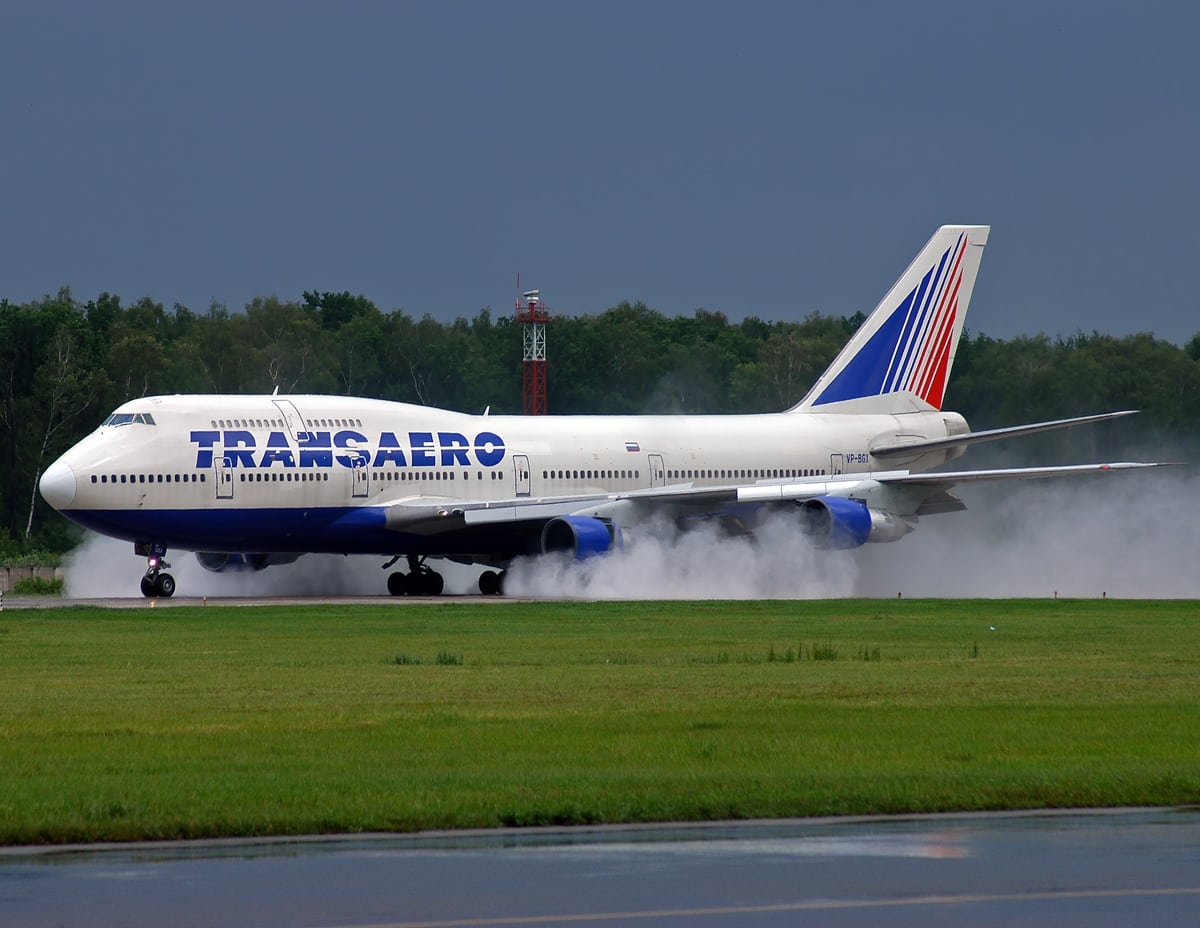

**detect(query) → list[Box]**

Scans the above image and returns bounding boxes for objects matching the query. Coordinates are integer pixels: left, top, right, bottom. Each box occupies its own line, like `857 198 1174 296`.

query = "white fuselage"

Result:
48 395 965 531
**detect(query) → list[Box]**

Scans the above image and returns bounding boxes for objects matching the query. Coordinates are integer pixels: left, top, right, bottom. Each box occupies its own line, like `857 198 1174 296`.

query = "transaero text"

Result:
190 430 506 469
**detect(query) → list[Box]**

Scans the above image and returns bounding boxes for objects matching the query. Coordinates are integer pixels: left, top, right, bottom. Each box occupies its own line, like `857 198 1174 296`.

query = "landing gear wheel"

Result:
155 573 176 598
478 570 501 596
408 569 444 596
139 548 174 598
392 555 444 597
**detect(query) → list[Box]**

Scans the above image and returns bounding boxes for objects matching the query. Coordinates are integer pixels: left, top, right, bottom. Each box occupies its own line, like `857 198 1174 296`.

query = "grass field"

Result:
1 599 1197 844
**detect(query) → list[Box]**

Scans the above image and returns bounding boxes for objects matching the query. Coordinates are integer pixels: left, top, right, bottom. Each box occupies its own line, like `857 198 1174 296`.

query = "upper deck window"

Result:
102 412 156 427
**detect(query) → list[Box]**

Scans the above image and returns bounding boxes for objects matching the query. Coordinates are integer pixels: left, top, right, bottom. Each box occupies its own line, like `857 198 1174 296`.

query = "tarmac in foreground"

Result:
2 808 1197 928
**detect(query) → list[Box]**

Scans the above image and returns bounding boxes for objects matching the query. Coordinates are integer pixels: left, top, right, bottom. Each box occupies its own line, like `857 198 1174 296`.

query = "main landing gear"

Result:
477 570 506 596
140 554 176 598
382 556 507 597
386 555 445 597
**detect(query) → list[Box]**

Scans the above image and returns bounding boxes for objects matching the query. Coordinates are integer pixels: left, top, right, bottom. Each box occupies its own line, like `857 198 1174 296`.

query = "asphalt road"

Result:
2 809 1197 928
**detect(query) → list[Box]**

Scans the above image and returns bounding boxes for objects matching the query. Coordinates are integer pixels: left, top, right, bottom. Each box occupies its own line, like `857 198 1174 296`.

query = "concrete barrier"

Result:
0 566 65 593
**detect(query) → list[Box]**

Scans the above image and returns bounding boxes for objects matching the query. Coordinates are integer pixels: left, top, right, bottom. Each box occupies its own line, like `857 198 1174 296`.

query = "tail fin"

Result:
792 225 989 412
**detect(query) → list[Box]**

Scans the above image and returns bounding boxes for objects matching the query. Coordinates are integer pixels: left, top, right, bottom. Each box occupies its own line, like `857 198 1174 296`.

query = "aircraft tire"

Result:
140 575 157 598
404 569 443 596
155 573 176 598
478 570 500 595
413 570 443 596
387 572 407 596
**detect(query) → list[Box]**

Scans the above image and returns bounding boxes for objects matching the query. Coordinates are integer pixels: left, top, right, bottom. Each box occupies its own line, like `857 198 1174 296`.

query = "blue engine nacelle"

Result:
194 552 301 572
797 497 910 549
540 516 621 561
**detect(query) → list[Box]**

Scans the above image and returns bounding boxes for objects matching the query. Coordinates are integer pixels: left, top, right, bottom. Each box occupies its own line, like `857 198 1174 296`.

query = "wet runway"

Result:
1 594 507 609
2 809 1197 927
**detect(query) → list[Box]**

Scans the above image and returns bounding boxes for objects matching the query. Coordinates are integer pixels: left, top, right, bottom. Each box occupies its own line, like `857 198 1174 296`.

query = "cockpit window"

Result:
102 412 157 427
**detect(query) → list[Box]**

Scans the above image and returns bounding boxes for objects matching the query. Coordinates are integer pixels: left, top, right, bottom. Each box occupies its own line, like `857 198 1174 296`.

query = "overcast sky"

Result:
4 1 1197 344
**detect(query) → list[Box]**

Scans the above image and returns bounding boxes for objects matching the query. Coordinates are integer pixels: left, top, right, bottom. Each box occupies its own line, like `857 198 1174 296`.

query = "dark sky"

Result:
4 1 1197 343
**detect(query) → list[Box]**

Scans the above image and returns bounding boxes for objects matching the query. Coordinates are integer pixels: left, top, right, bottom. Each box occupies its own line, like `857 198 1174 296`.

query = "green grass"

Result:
0 599 1197 844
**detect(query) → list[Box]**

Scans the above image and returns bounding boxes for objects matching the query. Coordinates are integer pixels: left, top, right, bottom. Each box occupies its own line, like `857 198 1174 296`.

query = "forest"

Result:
3 287 1198 559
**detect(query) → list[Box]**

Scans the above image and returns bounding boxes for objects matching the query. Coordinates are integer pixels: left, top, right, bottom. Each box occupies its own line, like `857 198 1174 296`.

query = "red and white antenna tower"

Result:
516 282 551 415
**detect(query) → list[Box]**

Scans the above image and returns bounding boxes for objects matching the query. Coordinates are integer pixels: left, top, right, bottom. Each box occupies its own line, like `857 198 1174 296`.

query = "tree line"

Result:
3 288 1198 558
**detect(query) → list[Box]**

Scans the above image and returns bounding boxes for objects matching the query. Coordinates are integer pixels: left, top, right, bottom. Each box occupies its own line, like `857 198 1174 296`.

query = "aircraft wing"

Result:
705 461 1168 509
376 460 1170 537
873 461 1166 487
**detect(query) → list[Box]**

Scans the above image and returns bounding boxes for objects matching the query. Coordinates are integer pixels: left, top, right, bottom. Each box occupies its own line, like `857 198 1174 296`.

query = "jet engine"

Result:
540 516 621 561
797 497 911 549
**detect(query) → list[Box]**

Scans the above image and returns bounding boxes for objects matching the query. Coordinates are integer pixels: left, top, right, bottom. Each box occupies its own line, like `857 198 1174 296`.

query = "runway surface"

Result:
2 809 1197 927
1 594 506 609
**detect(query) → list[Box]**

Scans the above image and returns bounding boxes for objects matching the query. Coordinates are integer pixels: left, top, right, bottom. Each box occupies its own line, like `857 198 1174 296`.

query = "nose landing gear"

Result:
140 552 176 598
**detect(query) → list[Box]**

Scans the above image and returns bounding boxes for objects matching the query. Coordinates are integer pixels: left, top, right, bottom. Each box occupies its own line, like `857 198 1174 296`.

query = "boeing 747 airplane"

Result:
38 225 1161 597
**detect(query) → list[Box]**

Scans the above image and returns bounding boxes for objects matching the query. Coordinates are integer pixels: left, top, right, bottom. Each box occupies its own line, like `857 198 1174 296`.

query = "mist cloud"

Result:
851 469 1200 598
61 470 1198 599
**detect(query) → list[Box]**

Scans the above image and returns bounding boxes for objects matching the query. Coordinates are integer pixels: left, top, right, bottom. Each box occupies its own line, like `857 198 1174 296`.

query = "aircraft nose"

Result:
40 457 77 509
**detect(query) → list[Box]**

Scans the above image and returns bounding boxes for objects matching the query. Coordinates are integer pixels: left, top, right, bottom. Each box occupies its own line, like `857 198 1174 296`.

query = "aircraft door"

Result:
648 454 665 488
513 454 531 497
272 399 308 441
829 453 844 476
215 457 234 499
351 458 369 498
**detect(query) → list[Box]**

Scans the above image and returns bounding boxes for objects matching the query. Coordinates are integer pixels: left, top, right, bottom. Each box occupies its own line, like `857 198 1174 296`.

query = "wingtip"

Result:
1101 461 1181 470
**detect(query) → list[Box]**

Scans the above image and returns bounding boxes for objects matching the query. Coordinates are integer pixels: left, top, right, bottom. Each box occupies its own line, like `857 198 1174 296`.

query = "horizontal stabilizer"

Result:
870 410 1139 459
